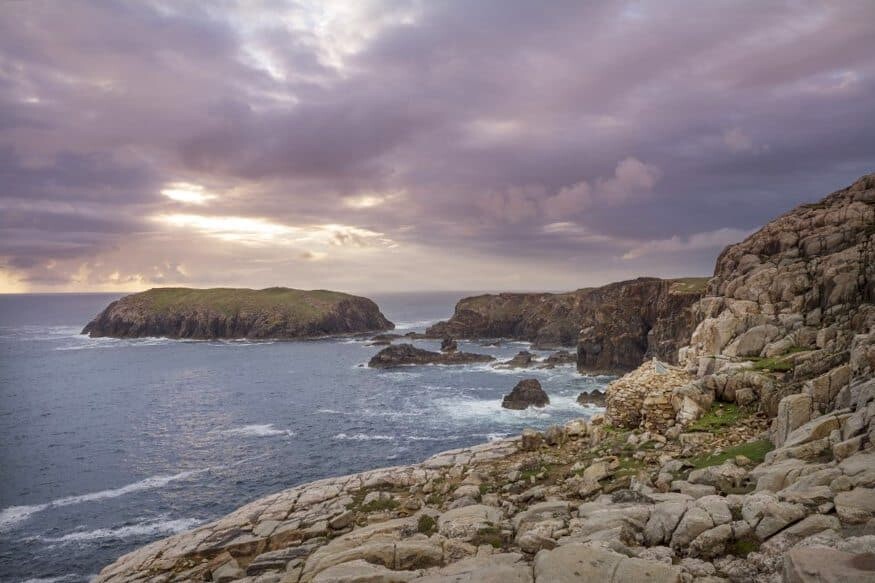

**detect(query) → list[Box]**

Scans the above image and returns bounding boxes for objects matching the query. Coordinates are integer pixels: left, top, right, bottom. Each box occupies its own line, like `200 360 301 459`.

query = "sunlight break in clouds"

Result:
155 214 396 250
160 183 217 205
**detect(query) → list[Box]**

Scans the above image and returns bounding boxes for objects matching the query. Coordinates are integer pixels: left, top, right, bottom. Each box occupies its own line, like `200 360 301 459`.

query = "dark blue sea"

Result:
0 292 609 582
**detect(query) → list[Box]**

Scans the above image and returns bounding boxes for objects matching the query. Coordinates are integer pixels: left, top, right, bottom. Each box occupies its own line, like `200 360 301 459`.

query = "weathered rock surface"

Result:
83 287 394 339
681 173 875 390
368 344 494 368
502 379 550 410
426 277 706 373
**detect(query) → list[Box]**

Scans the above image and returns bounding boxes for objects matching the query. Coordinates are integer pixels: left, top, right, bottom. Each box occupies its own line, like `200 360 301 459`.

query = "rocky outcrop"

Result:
367 344 494 368
427 278 706 374
501 379 550 410
83 287 394 340
576 389 605 407
681 173 875 387
496 351 535 369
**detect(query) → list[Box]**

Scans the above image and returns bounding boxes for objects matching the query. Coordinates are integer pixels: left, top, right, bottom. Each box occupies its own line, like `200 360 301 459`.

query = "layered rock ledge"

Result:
82 287 394 340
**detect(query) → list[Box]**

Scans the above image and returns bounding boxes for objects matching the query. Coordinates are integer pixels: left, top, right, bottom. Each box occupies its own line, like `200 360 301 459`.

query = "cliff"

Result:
426 277 706 374
82 287 394 339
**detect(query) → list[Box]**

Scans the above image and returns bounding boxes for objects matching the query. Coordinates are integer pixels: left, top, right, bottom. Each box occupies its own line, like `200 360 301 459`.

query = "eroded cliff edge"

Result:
426 277 706 374
82 287 394 340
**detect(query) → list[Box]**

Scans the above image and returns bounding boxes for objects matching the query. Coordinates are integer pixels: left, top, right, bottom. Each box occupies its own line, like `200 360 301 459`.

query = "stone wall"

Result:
604 359 695 432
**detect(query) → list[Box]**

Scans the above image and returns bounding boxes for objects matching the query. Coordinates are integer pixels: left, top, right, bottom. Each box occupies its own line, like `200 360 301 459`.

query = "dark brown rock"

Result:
441 337 458 352
367 343 494 368
502 379 550 410
498 350 535 368
426 277 705 374
577 389 605 407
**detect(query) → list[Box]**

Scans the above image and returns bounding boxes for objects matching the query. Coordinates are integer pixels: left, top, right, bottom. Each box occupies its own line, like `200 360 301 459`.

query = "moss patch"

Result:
669 277 710 294
417 514 436 535
472 526 504 548
687 403 746 432
729 536 760 557
689 439 774 470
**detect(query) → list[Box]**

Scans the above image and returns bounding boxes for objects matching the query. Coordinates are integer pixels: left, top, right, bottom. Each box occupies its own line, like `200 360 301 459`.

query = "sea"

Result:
0 292 611 582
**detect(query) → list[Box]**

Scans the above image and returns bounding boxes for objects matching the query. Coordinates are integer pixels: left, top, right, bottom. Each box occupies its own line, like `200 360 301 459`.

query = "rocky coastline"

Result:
426 277 706 374
82 287 394 340
95 174 875 583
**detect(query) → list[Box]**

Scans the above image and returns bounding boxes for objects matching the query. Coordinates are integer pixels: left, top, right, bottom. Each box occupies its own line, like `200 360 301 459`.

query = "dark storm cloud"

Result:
1 0 874 290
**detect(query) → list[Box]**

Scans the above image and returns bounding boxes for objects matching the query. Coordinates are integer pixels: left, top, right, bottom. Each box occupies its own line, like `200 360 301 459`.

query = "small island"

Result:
82 287 394 339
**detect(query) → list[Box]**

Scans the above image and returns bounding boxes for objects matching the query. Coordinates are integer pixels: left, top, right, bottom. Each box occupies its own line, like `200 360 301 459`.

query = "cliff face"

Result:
426 277 706 374
680 173 875 413
82 287 394 339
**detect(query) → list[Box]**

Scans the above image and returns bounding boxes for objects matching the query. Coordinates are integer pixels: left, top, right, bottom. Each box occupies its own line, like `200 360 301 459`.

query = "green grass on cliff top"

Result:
668 277 710 294
132 287 357 318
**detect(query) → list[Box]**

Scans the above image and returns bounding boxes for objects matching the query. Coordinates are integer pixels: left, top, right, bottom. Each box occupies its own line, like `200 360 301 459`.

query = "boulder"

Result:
521 428 543 451
783 546 875 583
437 505 502 540
312 559 419 582
502 379 550 410
441 337 458 353
772 394 816 448
499 350 534 368
835 488 875 524
410 553 532 583
577 389 605 407
534 544 682 582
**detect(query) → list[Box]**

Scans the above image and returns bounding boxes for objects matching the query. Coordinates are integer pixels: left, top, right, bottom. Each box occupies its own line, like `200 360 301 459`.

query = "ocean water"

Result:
0 293 610 582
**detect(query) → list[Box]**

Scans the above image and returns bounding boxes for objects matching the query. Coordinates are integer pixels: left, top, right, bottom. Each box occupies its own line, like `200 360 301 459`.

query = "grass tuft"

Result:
689 439 773 470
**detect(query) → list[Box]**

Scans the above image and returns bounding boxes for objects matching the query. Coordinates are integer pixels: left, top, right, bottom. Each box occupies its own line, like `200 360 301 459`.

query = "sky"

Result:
1 0 874 294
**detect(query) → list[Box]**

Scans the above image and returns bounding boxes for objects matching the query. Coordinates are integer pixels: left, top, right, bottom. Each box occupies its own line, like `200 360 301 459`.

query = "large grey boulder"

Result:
410 553 532 583
835 488 875 524
533 544 683 582
783 546 875 583
437 505 502 540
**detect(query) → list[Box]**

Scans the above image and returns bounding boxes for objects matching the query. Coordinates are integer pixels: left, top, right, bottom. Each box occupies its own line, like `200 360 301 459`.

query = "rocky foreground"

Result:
82 288 394 340
94 371 874 582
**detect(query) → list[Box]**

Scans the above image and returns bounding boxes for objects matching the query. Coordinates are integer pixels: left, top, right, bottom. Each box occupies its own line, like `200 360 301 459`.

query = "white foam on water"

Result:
0 468 206 532
220 424 294 438
392 319 436 330
434 396 552 422
21 576 83 583
332 433 395 441
35 516 202 545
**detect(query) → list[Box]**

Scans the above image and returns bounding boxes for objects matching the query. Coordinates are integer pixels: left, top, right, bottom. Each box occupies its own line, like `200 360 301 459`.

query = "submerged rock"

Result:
441 337 458 352
368 343 494 368
497 350 535 369
502 379 550 410
577 389 606 407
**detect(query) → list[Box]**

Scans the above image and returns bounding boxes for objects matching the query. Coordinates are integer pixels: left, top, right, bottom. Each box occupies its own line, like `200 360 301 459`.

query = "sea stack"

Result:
502 378 550 409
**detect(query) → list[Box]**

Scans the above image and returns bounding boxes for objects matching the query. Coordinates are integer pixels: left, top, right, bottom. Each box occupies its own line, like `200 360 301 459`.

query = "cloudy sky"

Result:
1 1 874 294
